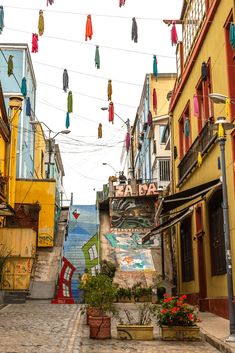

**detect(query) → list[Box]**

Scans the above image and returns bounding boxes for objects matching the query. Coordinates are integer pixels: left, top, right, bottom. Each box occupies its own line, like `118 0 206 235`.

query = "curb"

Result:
200 328 235 353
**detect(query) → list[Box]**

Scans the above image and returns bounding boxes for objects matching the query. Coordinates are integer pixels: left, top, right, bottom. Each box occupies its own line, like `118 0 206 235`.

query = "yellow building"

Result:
158 0 235 319
33 122 46 179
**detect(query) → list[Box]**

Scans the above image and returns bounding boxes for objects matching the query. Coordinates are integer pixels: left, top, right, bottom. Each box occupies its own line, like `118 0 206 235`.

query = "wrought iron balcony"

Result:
178 120 217 186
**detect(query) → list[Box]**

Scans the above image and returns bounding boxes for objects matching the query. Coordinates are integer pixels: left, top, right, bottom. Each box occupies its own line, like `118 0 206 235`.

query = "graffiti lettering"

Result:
114 183 158 198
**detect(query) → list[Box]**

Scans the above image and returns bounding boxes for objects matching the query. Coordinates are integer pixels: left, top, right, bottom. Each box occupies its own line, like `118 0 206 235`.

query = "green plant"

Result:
118 304 157 325
131 283 152 302
100 260 117 279
157 294 200 327
82 274 117 315
116 287 132 301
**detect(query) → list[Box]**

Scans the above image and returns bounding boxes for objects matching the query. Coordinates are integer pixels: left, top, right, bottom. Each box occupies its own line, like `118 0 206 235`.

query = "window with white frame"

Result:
88 244 98 260
183 0 206 62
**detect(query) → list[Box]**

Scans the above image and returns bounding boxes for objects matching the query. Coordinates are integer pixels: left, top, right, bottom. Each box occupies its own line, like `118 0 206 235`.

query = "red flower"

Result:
163 293 168 297
161 309 168 314
172 307 178 314
177 301 182 307
164 297 172 303
189 313 194 321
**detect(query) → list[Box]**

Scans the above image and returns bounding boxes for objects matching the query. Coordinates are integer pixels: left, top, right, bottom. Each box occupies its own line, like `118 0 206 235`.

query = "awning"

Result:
142 208 193 244
159 179 221 215
0 204 15 216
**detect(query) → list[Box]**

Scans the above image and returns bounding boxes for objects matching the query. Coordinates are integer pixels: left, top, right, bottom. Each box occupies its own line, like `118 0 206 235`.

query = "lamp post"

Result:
209 93 235 340
102 162 118 174
100 107 134 178
30 121 70 179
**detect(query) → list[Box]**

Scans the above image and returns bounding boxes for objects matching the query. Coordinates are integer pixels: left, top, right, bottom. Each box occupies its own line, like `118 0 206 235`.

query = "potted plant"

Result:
157 294 200 341
82 274 117 339
115 287 133 303
131 283 152 303
117 303 156 340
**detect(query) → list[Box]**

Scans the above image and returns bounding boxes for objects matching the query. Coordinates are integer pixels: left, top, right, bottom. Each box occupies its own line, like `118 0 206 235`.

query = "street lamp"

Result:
30 121 71 178
102 162 118 174
100 107 129 125
210 93 235 341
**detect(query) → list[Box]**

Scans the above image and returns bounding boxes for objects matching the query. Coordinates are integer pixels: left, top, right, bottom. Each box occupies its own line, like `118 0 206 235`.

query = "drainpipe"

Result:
8 97 23 208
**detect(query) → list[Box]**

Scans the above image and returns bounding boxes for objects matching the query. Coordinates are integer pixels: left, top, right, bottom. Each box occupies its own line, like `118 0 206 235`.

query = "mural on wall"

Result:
63 205 98 302
104 231 155 271
110 197 155 229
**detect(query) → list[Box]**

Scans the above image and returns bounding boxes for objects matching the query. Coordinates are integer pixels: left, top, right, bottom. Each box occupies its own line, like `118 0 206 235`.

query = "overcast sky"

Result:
1 0 183 205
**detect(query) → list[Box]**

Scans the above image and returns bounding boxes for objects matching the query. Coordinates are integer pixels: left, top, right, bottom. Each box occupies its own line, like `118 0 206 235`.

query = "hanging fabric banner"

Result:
148 111 153 126
171 21 178 45
85 15 93 41
0 6 4 34
26 98 31 116
66 112 70 129
109 102 114 123
229 23 235 50
197 152 202 167
125 131 131 151
21 77 27 97
32 33 39 53
119 0 126 7
225 98 231 119
98 123 102 138
131 17 138 43
7 55 14 76
47 0 54 6
38 10 44 36
108 80 112 101
184 117 190 137
153 55 158 78
95 46 100 69
67 91 73 113
153 88 157 114
63 69 69 92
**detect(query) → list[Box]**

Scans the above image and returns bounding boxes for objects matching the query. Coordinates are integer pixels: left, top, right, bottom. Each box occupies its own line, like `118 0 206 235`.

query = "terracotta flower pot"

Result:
86 307 103 325
89 316 111 339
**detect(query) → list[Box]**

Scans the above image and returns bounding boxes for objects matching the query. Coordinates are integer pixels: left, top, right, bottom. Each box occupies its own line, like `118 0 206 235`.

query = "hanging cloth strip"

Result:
153 88 157 114
201 62 208 82
47 0 54 6
193 94 199 117
0 6 4 34
21 77 27 97
63 69 69 92
32 33 39 53
225 98 231 120
171 21 178 46
95 46 100 69
98 123 102 138
66 112 70 129
197 152 202 167
38 10 44 36
119 0 126 7
26 97 31 116
67 91 73 113
85 15 93 41
153 55 158 78
131 17 138 43
108 80 112 101
109 102 114 123
125 132 130 151
148 111 153 126
229 23 235 50
184 117 190 137
7 55 14 76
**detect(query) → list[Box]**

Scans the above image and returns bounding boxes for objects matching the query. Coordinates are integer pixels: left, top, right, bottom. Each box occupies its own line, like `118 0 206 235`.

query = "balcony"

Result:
178 120 217 186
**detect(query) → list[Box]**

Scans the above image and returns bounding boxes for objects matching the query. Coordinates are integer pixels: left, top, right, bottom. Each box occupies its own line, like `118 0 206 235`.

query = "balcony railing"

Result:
178 120 217 186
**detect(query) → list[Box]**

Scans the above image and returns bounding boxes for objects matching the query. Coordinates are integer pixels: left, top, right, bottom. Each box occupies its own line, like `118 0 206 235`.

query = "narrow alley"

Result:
0 303 220 353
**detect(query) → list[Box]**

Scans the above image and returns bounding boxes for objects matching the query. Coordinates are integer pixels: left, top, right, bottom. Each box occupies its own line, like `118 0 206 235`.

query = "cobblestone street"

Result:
0 302 221 353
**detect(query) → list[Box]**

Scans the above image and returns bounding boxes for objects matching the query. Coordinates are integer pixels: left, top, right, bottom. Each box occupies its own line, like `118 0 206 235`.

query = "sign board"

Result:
114 183 158 198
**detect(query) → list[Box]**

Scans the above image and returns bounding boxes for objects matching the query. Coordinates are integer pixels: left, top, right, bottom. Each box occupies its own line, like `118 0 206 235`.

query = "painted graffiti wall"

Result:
64 205 98 302
101 197 158 276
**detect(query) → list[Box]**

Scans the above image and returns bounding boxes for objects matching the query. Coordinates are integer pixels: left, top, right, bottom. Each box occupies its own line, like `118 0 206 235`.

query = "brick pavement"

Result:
0 301 220 353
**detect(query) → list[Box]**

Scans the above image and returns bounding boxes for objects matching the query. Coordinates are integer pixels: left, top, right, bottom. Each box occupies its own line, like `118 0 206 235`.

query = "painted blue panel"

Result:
64 205 98 302
0 50 23 93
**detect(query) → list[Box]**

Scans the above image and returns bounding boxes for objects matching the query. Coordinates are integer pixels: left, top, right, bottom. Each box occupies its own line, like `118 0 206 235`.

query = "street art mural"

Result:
105 231 154 271
110 197 155 229
63 205 98 302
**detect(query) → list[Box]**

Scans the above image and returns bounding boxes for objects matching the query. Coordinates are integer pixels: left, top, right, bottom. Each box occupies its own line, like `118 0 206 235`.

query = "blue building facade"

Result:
0 44 36 179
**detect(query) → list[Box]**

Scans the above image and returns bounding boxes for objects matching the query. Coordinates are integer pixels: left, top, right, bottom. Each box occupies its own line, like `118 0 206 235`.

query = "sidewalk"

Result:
198 312 235 353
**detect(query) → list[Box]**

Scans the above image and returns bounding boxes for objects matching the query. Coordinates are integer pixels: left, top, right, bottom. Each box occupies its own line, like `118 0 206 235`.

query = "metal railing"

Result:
178 120 217 185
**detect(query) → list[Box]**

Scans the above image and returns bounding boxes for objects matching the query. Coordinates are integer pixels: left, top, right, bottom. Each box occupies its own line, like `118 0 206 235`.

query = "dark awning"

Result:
160 179 221 215
142 208 193 244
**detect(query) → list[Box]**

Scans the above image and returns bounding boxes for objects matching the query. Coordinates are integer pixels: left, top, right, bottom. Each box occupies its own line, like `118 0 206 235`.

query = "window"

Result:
196 60 213 133
183 0 206 62
178 102 191 159
180 216 194 282
225 12 235 121
159 125 166 144
208 188 226 276
64 267 72 281
88 244 98 260
159 159 170 181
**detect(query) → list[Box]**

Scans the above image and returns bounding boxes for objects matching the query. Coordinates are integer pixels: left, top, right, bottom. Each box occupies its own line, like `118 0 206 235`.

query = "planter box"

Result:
117 324 153 340
89 316 111 339
161 325 200 341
